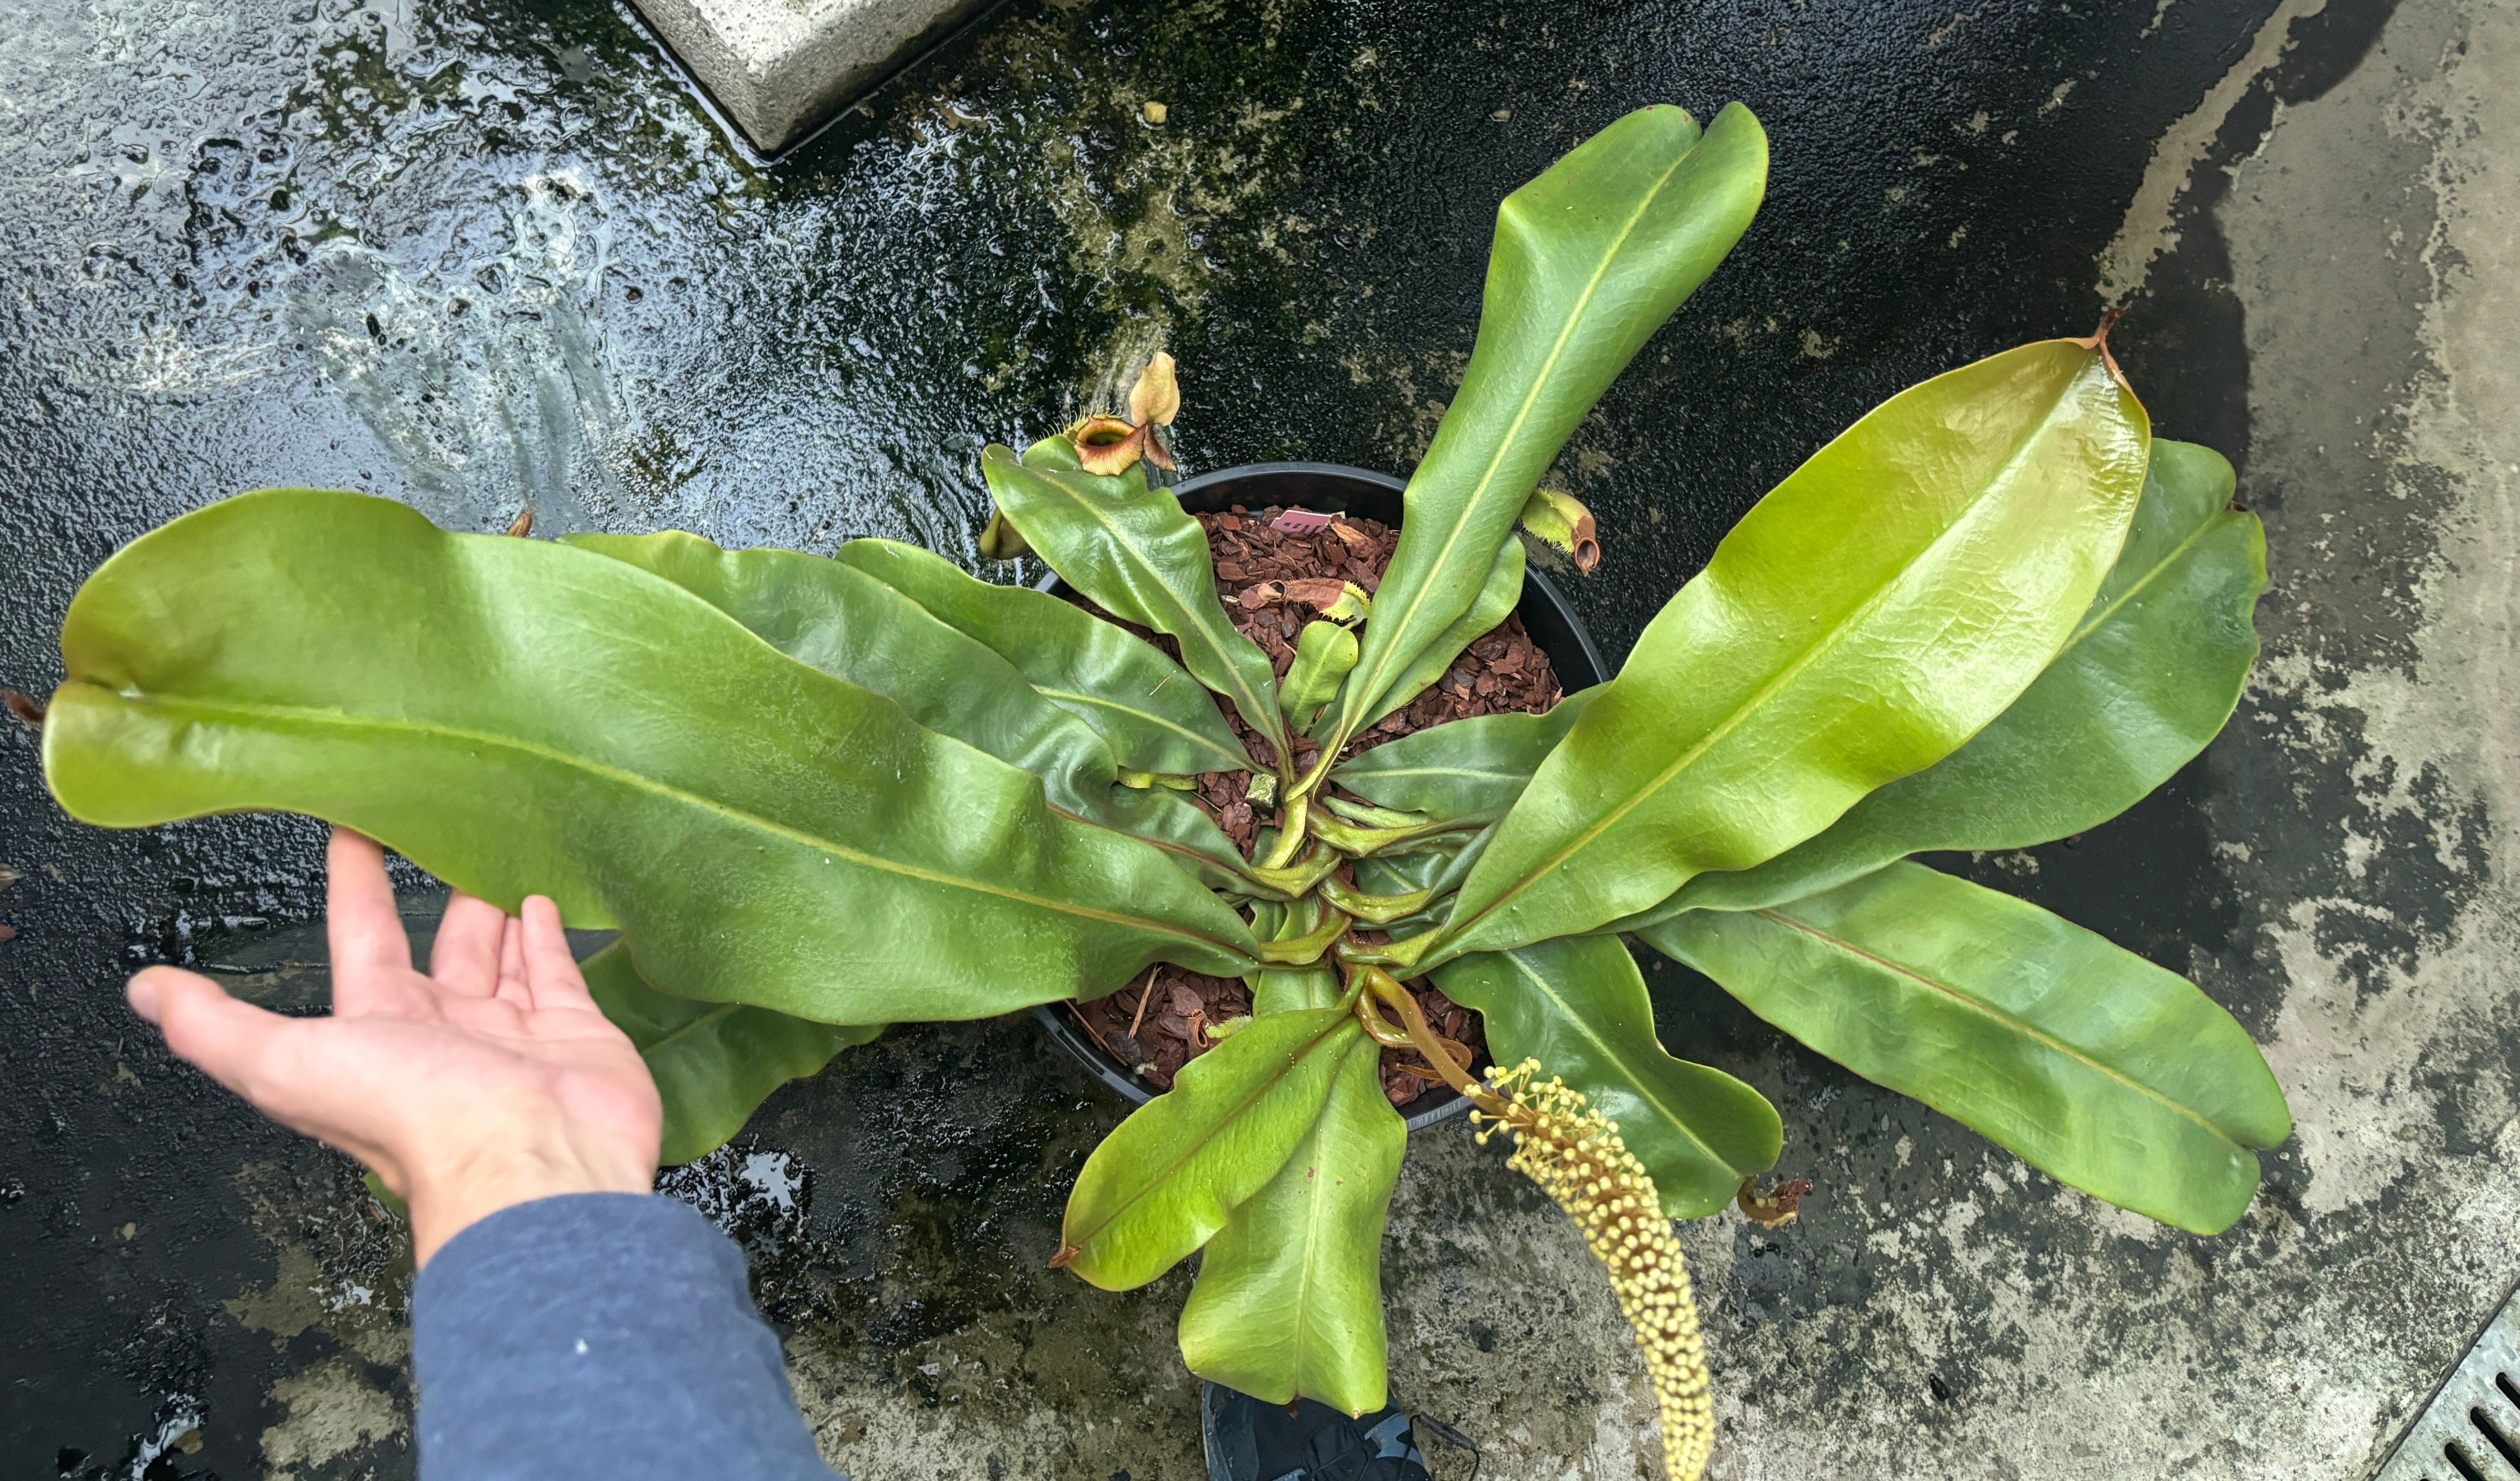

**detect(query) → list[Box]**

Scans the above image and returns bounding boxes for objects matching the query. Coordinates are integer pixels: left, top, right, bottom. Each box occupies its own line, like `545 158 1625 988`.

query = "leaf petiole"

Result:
1317 875 1437 926
1309 812 1467 858
1255 906 1351 966
1256 794 1311 870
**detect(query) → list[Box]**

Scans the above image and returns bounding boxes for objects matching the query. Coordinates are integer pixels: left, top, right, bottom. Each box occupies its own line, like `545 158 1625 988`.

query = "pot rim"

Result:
1027 459 1609 1133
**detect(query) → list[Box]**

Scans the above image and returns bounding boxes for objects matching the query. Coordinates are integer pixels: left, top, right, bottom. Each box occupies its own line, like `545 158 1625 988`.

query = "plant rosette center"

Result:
1052 497 1565 1110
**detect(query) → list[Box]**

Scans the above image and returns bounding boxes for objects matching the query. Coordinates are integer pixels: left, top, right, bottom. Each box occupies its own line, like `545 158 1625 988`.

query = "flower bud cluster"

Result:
1472 1059 1712 1480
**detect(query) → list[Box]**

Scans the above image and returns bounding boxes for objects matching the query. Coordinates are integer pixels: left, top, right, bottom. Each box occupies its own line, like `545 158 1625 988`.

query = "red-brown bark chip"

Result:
1066 969 1488 1110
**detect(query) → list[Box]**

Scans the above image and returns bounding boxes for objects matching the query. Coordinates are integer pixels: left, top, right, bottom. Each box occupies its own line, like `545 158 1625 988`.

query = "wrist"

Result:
399 1140 656 1266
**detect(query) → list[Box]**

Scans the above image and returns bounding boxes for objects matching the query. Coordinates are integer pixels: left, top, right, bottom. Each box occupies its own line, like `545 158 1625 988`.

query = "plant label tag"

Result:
1270 508 1334 533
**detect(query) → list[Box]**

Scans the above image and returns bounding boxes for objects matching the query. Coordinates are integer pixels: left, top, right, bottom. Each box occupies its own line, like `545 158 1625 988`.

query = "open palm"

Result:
129 829 662 1263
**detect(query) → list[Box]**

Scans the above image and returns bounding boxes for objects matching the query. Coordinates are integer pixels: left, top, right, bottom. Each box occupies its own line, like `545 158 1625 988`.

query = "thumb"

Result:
128 965 305 1112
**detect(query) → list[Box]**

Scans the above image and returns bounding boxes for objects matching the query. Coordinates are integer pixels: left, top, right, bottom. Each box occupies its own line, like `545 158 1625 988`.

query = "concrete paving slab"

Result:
629 0 992 152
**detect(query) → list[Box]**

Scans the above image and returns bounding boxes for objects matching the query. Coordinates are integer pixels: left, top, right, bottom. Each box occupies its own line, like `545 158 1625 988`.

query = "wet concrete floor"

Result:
4 0 2515 1476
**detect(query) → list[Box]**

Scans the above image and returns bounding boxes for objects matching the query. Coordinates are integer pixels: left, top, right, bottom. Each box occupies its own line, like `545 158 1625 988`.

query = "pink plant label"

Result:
1270 508 1334 533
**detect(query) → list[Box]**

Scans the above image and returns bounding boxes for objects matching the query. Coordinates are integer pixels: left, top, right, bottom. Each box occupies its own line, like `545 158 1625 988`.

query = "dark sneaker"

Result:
1202 1381 1434 1481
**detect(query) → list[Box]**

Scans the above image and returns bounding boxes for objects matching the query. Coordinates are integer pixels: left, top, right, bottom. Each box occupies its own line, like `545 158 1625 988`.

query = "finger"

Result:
325 829 413 1007
428 892 509 996
517 897 593 1012
493 913 533 1009
131 967 315 1119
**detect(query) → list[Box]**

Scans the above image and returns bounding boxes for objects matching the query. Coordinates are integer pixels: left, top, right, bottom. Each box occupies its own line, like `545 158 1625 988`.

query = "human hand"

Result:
128 828 662 1265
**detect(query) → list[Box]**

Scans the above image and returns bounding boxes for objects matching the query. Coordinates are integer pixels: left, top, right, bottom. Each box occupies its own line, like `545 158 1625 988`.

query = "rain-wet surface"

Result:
14 0 2507 1477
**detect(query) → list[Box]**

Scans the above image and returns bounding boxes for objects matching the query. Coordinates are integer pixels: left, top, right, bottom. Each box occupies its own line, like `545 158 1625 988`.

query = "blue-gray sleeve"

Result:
412 1193 840 1481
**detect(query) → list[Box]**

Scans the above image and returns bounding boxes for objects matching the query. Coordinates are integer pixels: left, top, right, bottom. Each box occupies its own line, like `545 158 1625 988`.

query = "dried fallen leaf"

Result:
1737 1176 1814 1229
1 690 43 728
504 506 535 538
0 865 18 891
1279 577 1353 611
0 923 15 943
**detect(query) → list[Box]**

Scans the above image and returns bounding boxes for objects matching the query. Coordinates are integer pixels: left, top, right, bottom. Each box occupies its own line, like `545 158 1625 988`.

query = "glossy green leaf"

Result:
1281 621 1357 727
1057 1007 1364 1289
1631 439 2262 920
1438 336 2151 961
1640 861 2290 1233
565 530 1121 820
45 489 1257 1026
1325 102 1766 745
1334 688 1598 824
981 437 1288 758
1432 935 1778 1217
581 940 878 1165
832 537 1251 776
1177 1035 1403 1415
1349 538 1527 733
566 529 1247 887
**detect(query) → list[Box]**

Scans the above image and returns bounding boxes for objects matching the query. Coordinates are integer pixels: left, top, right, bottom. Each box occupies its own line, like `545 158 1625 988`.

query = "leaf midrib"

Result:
1348 140 1702 725
643 1001 743 1057
1030 472 1284 749
1749 904 2243 1145
1501 948 1743 1174
1036 683 1251 772
113 690 1250 957
1338 762 1529 785
1446 362 2105 946
1285 1045 1365 1390
1065 1019 1353 1260
2059 505 2229 653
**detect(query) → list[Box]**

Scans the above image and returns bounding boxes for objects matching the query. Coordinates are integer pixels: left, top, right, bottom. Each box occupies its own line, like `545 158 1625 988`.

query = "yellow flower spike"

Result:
1471 1057 1715 1481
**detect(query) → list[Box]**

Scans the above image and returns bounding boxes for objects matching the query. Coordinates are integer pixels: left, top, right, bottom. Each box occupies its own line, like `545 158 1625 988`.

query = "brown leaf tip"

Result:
1737 1175 1813 1229
2081 305 2130 391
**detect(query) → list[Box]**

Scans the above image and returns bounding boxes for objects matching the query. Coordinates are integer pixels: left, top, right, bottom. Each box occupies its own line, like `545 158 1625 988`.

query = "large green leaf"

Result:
1640 862 2290 1234
1333 687 1598 824
1432 935 1777 1217
1176 1035 1403 1416
581 941 878 1165
832 536 1251 776
564 529 1245 886
1348 538 1527 733
1323 102 1767 745
1057 1006 1363 1289
1436 336 2151 961
45 489 1257 1025
981 437 1288 759
564 530 1121 818
1629 439 2262 920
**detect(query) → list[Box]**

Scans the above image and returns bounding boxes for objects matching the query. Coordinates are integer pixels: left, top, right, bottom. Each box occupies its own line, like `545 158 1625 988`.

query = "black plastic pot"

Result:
1030 461 1609 1132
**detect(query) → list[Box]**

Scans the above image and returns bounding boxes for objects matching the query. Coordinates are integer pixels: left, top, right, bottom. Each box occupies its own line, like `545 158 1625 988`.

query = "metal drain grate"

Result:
2377 1284 2520 1481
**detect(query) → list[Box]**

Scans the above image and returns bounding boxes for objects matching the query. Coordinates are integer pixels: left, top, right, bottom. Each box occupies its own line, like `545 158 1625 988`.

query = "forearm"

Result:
413 1193 837 1481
